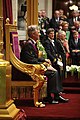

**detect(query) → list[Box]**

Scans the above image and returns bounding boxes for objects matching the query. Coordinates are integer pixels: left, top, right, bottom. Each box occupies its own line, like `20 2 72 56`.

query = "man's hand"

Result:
72 50 80 53
47 65 57 71
45 59 52 65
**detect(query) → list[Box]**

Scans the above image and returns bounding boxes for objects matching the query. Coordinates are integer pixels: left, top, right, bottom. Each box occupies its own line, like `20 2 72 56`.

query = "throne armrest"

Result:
10 45 47 83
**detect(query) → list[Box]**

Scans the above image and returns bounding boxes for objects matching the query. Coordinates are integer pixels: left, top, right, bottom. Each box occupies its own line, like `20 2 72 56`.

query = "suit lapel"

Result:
28 39 38 54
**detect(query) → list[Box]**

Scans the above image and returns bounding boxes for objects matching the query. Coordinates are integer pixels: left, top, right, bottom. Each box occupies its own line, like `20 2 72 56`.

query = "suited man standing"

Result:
69 30 80 65
20 25 69 104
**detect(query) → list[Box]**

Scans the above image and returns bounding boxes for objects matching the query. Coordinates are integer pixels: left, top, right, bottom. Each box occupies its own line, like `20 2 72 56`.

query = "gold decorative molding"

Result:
0 0 21 118
27 0 38 26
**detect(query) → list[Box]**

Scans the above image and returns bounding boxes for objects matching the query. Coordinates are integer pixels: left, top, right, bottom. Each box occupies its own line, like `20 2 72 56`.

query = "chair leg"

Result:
33 81 45 107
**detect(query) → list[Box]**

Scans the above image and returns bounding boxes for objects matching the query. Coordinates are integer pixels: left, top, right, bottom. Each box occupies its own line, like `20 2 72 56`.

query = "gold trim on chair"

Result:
10 45 46 107
10 45 46 82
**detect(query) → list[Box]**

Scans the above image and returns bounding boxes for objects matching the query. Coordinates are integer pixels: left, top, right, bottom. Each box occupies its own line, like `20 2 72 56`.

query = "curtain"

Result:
3 0 13 49
3 0 13 24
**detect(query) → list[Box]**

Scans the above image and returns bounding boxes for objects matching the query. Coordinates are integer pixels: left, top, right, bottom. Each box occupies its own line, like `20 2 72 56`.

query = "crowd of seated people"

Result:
38 9 80 67
19 9 80 106
20 25 69 104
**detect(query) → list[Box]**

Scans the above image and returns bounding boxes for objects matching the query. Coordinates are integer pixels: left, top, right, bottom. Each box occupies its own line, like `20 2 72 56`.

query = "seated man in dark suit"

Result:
20 25 69 104
55 30 67 78
43 28 62 75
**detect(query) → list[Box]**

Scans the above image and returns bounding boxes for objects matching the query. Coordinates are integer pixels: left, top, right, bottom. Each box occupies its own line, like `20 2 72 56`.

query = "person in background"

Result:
68 10 80 30
73 21 80 38
38 10 49 41
61 21 70 41
49 10 61 32
20 25 69 104
38 10 43 30
41 10 50 30
69 30 80 65
59 9 67 21
55 30 68 78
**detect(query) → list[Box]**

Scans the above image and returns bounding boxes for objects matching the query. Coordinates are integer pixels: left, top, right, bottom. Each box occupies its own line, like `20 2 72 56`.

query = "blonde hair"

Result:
61 21 69 27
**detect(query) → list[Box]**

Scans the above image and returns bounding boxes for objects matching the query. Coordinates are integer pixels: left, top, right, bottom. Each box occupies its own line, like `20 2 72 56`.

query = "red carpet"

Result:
15 94 80 120
14 74 80 120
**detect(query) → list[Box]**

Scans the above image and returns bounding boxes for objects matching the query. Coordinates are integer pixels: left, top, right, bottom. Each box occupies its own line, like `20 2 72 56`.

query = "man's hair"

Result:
73 30 78 35
47 28 54 35
28 25 38 37
58 30 66 35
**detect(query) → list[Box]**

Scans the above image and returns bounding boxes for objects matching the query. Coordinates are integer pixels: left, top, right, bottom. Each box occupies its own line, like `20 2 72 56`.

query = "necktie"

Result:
52 41 55 46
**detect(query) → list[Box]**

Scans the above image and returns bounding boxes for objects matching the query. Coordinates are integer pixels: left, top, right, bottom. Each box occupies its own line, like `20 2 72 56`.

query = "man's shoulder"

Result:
44 38 50 44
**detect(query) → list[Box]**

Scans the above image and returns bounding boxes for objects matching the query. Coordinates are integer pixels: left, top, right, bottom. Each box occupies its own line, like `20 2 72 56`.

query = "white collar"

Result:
48 37 54 43
29 37 36 44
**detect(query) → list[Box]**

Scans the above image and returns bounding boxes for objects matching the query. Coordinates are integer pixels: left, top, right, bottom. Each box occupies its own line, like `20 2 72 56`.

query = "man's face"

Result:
74 21 80 29
42 11 46 17
48 31 54 40
54 11 60 18
59 10 64 16
33 29 40 41
73 32 78 39
72 11 78 17
61 33 66 40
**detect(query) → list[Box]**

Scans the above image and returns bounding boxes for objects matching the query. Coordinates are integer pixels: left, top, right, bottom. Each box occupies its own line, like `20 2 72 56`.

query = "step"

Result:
64 87 80 94
63 81 80 87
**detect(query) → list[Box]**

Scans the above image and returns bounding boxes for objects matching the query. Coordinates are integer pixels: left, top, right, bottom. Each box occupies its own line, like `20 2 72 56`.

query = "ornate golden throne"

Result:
5 18 46 107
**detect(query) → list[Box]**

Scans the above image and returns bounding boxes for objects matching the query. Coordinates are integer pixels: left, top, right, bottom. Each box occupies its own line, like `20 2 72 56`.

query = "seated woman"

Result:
61 21 70 41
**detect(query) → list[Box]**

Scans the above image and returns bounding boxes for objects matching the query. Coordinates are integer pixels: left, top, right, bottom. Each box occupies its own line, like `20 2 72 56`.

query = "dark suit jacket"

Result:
42 17 50 30
68 17 80 29
69 38 80 53
20 38 63 93
43 38 58 64
55 39 66 72
49 17 61 32
20 39 45 64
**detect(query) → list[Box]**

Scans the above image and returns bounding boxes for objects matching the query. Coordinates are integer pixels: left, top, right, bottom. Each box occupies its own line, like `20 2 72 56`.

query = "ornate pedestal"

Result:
0 56 20 120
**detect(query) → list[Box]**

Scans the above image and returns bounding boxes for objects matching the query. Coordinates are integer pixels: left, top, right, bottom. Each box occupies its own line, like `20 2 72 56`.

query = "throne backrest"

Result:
10 31 20 59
